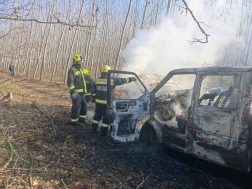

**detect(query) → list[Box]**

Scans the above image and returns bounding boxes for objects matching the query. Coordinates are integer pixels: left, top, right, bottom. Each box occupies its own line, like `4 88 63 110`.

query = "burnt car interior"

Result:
199 75 240 110
154 74 196 134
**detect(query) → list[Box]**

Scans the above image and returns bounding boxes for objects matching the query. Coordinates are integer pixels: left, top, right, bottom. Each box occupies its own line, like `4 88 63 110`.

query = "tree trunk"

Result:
132 0 139 39
39 0 57 80
155 1 161 26
63 0 86 84
166 0 173 16
141 0 149 29
83 1 97 68
33 19 50 78
50 0 72 82
114 0 133 71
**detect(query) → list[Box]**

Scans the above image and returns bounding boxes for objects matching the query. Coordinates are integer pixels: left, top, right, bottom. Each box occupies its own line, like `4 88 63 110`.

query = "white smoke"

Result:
122 0 243 76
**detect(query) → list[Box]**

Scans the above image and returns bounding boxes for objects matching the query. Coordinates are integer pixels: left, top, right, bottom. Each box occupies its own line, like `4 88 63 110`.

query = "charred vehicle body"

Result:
107 67 252 173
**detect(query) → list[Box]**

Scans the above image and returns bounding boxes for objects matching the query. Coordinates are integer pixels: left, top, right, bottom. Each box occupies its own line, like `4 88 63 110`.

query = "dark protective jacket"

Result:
9 65 14 71
82 71 94 97
67 64 94 94
91 75 134 104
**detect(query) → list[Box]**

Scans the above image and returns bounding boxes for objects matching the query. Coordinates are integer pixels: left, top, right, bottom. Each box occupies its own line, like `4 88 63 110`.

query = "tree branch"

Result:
182 0 210 44
0 27 24 39
0 16 96 28
136 172 151 189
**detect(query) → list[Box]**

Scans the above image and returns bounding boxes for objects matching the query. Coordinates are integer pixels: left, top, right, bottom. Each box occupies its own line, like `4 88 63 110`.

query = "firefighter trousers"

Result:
92 103 109 135
85 95 91 103
71 93 87 122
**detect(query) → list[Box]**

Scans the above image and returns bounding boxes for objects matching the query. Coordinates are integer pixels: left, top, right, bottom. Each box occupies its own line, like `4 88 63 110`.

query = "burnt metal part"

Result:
107 70 150 143
155 91 190 122
107 66 252 174
176 115 188 134
199 93 218 105
150 66 252 173
139 123 158 145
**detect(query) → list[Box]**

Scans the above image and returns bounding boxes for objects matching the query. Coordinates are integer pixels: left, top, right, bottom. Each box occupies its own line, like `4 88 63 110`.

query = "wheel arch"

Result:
140 119 163 143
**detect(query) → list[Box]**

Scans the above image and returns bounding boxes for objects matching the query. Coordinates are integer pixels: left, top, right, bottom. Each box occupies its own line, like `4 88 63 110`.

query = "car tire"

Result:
140 124 158 145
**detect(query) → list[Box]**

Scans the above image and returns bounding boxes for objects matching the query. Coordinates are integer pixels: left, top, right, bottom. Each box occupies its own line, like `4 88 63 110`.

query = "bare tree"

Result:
0 0 250 83
166 0 173 15
141 0 149 29
64 0 86 84
114 0 133 71
50 0 72 82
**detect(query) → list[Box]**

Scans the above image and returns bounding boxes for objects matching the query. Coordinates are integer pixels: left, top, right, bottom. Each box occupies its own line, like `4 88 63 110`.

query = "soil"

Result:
0 70 251 189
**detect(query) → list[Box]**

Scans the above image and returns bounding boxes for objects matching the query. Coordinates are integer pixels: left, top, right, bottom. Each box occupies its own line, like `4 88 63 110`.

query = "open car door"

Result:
107 70 150 143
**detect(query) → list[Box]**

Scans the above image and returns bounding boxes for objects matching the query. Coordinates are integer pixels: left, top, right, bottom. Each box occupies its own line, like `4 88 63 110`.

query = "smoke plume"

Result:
122 0 243 76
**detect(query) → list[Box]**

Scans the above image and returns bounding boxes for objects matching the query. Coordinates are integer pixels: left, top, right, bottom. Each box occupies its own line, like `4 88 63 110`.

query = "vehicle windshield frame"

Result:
107 70 148 106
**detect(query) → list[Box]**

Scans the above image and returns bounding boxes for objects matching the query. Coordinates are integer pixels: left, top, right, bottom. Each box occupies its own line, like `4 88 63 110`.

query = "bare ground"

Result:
0 70 251 189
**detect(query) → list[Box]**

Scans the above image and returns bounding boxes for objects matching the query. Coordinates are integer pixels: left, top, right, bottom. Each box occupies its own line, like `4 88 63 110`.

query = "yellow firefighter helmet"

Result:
73 54 83 64
100 65 111 73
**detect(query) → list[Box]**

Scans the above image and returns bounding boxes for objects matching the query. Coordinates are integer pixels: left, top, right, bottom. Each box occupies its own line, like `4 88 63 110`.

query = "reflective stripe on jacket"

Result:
91 75 133 104
85 77 94 96
67 65 94 94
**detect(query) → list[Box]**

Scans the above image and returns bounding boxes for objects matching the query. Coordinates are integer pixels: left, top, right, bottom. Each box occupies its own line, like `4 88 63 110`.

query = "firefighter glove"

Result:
71 92 79 99
91 95 95 103
130 77 137 82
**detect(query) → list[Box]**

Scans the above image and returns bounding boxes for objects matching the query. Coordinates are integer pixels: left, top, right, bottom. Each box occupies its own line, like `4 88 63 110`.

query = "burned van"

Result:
107 67 252 173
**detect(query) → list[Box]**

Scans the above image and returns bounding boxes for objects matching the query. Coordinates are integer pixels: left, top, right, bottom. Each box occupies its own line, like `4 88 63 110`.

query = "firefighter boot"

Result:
92 123 98 133
79 118 87 125
100 126 108 136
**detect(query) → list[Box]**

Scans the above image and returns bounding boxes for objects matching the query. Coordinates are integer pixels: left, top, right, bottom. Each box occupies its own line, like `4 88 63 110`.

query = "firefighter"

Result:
91 65 136 136
82 69 94 103
67 54 93 126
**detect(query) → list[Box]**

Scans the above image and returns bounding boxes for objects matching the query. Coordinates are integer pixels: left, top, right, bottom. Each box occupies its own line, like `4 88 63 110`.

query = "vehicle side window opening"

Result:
199 75 240 110
114 74 145 100
154 74 196 130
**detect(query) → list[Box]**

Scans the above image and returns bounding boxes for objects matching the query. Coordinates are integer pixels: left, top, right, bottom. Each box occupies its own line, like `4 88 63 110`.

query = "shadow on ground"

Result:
1 100 251 188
